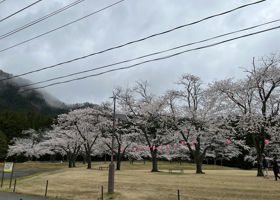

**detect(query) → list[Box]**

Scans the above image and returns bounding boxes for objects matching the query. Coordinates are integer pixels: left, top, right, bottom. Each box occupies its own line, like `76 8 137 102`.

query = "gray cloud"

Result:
0 0 279 104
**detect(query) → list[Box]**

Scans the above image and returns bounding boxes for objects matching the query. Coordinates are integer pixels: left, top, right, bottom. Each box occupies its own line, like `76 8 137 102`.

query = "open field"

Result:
1 161 280 200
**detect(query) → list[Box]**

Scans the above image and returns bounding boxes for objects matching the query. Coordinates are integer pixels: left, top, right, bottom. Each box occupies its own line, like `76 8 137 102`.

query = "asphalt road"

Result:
0 192 57 200
0 168 61 199
0 168 55 180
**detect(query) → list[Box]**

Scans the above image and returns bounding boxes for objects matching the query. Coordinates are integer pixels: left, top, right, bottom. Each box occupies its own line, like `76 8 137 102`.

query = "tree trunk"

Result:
67 153 73 168
68 155 73 168
195 159 204 174
192 146 205 174
151 150 159 172
68 160 73 168
116 154 121 170
87 154 92 169
72 155 77 168
257 152 264 176
252 135 264 177
116 159 121 170
82 154 86 165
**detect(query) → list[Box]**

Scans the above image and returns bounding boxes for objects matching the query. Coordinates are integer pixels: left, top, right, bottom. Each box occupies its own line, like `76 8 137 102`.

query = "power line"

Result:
19 18 280 88
20 25 280 92
0 0 266 81
0 0 87 40
0 0 125 53
0 0 43 23
0 0 7 5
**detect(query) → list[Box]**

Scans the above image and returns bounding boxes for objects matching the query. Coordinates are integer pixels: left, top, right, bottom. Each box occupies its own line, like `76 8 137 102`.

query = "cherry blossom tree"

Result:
116 81 174 172
101 117 139 170
8 129 52 159
167 74 231 174
40 106 109 168
211 53 280 176
43 124 83 168
71 107 110 169
208 138 243 166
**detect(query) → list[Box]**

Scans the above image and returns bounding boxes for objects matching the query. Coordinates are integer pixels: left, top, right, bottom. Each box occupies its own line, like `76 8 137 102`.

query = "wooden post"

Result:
108 96 116 194
101 185 104 200
45 180 49 197
178 189 180 200
0 170 4 188
9 164 14 189
13 179 16 192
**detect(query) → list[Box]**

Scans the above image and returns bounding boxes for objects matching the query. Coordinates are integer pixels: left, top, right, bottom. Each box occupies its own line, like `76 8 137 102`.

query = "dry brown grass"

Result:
1 162 280 200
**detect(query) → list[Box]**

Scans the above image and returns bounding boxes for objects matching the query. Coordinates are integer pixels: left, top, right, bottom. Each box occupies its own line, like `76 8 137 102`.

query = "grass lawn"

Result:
1 161 279 200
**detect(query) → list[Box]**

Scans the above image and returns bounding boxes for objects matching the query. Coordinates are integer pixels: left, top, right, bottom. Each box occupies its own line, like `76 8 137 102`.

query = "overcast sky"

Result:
0 0 279 104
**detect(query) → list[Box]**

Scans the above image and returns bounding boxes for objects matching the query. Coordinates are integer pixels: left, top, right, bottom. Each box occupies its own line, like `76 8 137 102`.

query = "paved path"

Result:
0 168 57 180
1 168 62 199
0 192 57 200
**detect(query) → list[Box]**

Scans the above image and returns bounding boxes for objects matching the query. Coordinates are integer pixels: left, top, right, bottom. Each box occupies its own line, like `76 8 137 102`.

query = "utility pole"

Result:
108 96 116 194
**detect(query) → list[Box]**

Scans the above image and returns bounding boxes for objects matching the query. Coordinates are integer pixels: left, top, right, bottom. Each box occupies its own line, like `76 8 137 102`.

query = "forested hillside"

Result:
0 70 67 160
0 110 54 160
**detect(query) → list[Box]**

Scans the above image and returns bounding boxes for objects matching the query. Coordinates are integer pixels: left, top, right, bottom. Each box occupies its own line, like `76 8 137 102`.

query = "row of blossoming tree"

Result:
8 53 280 175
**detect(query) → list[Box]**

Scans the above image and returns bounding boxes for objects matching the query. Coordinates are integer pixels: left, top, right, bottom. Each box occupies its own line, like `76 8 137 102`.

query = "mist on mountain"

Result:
0 70 67 115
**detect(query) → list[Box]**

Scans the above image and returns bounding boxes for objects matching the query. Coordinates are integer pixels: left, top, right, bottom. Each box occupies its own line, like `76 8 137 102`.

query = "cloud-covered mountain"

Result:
0 70 67 115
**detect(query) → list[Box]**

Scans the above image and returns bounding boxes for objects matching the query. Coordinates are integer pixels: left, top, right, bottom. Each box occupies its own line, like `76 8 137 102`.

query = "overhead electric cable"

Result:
20 25 280 92
0 0 125 53
19 18 280 88
0 0 43 23
0 0 266 81
0 0 87 40
0 0 7 5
